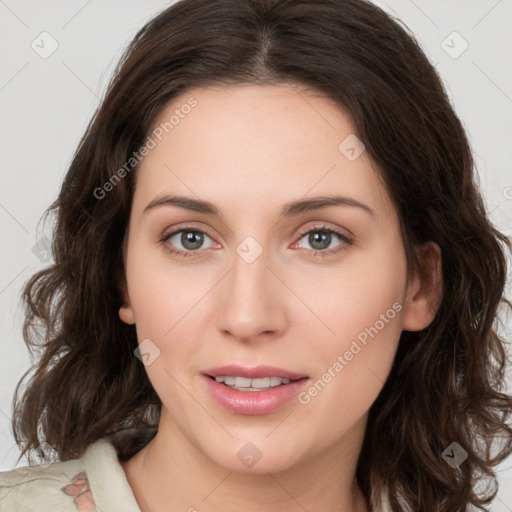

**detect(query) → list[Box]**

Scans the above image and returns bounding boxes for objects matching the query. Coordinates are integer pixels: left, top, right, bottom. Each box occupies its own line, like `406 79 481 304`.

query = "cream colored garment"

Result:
0 439 141 512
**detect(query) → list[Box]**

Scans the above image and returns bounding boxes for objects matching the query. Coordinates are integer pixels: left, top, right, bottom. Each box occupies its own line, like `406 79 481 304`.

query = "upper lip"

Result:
203 365 307 380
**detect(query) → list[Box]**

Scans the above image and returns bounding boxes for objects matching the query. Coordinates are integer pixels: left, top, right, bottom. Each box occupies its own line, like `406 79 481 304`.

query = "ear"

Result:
118 278 135 325
402 241 443 332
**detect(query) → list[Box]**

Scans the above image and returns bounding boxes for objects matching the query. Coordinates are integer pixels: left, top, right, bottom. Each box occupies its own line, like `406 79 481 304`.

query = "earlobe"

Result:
401 241 443 332
119 304 135 325
117 277 135 325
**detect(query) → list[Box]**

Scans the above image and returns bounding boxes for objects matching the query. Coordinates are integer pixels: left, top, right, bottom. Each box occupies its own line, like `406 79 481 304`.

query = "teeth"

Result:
214 375 292 391
251 377 271 388
235 377 252 387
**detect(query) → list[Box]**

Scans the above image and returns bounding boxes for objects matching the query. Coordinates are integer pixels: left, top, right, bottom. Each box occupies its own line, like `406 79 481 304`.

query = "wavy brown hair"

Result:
12 0 512 510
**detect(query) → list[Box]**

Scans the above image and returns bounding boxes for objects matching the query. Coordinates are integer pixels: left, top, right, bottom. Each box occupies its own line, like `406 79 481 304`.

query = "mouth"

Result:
201 365 310 415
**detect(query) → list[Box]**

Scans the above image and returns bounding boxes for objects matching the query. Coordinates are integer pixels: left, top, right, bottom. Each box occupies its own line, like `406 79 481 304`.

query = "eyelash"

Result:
160 224 353 259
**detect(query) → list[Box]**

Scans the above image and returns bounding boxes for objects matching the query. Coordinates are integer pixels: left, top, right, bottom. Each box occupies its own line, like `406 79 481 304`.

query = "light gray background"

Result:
1 0 511 509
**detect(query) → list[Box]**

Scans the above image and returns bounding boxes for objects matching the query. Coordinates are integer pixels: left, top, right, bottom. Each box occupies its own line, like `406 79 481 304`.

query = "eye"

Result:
161 227 218 257
292 225 353 257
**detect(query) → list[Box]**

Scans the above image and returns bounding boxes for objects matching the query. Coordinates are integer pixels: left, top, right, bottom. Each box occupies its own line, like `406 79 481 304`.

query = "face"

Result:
119 84 426 474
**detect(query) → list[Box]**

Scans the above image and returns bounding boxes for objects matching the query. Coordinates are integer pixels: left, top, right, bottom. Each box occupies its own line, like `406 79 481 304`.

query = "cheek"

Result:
124 246 206 414
125 235 205 336
294 236 406 349
294 241 406 425
124 240 218 387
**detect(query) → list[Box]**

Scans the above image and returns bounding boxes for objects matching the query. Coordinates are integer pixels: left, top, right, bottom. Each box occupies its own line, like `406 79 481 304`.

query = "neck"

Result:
122 411 369 512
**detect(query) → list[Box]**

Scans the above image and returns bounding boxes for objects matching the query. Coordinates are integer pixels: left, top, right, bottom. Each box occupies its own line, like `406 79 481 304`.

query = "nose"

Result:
215 242 288 343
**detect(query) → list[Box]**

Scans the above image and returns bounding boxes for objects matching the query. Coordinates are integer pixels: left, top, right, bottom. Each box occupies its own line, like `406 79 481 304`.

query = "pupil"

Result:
309 232 330 250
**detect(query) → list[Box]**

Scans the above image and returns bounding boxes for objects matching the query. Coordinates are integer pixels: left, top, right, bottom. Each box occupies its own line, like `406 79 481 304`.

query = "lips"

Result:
202 365 310 415
202 365 307 380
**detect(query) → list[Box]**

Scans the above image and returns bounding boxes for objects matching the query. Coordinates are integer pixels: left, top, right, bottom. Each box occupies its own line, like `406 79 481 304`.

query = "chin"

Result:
202 437 305 475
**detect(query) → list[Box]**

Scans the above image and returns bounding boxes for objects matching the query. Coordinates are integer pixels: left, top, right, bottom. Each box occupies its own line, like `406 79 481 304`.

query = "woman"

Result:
1 0 511 511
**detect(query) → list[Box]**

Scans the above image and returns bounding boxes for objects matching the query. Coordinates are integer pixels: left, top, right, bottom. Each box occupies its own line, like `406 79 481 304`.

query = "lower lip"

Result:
203 375 309 415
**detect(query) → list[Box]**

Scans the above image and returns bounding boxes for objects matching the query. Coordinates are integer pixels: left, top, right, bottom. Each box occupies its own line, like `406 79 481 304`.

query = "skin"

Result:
118 84 442 512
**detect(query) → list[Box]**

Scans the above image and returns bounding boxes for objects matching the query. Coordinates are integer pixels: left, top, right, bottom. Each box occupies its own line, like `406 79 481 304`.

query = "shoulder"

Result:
0 455 87 511
0 438 139 512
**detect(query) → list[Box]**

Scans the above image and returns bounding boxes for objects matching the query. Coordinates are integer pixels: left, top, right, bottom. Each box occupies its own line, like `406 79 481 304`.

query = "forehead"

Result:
133 84 395 225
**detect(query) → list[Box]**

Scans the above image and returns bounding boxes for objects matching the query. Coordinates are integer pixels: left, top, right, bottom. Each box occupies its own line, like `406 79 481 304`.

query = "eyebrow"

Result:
143 194 376 219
